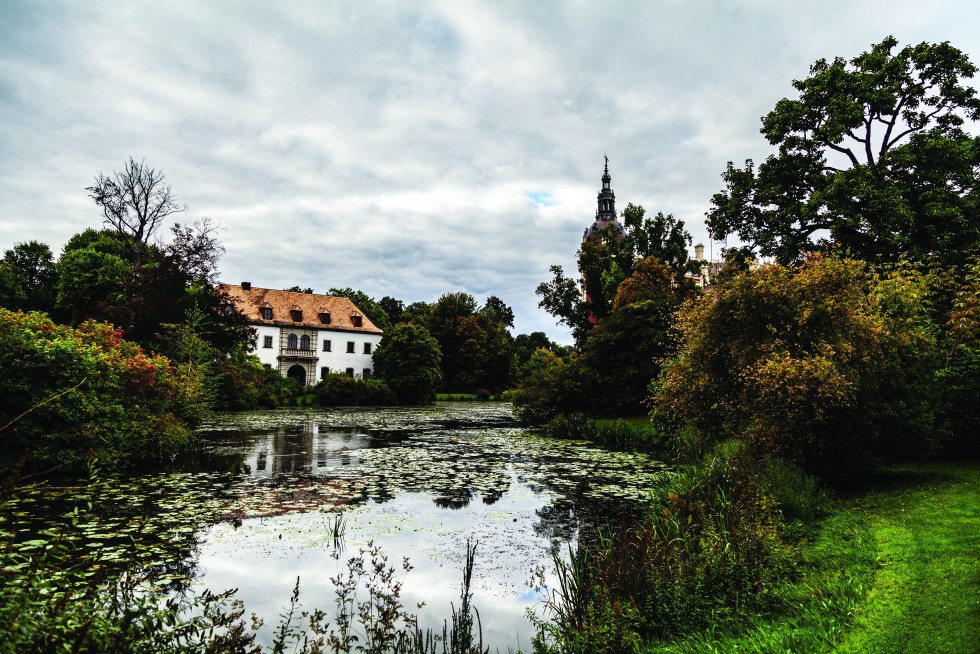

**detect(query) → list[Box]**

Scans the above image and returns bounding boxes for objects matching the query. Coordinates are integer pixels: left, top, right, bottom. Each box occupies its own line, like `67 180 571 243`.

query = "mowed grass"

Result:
643 462 980 653
834 462 980 654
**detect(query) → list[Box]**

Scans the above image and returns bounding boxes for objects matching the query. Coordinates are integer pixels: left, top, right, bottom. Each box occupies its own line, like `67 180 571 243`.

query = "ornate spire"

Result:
596 156 616 220
584 155 624 243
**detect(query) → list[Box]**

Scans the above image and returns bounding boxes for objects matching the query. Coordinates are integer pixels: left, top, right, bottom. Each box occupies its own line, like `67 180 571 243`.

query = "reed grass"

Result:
542 413 666 452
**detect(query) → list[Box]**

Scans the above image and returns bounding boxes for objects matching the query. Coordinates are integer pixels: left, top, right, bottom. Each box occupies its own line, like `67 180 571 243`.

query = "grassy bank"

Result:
640 462 980 653
834 463 980 654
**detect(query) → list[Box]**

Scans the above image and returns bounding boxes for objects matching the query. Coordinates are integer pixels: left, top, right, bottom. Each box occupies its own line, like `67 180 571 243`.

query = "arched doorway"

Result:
286 364 307 386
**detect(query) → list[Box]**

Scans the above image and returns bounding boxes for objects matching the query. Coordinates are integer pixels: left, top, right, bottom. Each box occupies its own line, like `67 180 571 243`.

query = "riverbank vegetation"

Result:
521 35 980 652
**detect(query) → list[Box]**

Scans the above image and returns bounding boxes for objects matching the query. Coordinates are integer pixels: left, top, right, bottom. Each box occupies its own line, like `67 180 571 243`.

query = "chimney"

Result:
694 244 705 261
241 281 252 291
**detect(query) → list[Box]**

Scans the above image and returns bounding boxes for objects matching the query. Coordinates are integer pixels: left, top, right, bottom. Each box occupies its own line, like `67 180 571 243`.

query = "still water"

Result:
38 403 669 649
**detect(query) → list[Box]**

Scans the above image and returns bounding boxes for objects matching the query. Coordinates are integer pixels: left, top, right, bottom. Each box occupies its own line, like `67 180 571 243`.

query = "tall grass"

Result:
533 455 797 653
542 413 665 452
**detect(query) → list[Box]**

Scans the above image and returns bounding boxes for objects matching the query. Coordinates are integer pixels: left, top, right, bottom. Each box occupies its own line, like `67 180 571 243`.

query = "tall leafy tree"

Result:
478 296 515 392
55 230 129 325
2 241 58 313
707 36 980 266
0 262 27 309
379 296 405 325
537 203 694 345
580 257 680 416
373 322 442 404
401 301 432 326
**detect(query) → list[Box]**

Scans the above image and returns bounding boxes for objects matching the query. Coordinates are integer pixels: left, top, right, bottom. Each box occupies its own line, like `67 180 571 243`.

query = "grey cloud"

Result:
2 0 980 342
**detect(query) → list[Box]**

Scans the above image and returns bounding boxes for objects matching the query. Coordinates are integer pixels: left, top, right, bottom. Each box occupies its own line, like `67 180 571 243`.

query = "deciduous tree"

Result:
652 255 941 479
372 322 442 404
87 157 188 275
537 204 695 345
2 241 58 313
707 37 980 266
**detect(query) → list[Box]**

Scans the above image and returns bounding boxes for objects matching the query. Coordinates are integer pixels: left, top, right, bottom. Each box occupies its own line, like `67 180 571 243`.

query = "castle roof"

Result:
220 284 383 334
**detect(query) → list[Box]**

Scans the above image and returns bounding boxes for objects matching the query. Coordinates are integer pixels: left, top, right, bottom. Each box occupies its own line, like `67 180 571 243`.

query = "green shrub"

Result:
0 310 199 470
313 374 395 406
211 356 301 410
512 349 581 425
756 457 829 523
652 256 942 480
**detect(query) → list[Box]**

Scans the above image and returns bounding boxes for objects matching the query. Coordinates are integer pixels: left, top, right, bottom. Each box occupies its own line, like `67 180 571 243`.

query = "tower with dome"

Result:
583 156 625 242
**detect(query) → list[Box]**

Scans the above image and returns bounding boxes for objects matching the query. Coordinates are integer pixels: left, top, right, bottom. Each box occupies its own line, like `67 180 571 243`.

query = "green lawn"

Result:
834 463 980 654
645 462 980 653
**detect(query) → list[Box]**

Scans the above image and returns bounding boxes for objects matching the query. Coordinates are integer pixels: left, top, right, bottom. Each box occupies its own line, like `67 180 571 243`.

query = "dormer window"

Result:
351 314 363 327
318 311 331 324
260 305 273 320
290 305 303 322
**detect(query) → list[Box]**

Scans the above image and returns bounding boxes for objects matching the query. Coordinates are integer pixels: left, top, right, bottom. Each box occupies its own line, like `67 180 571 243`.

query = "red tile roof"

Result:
220 284 383 334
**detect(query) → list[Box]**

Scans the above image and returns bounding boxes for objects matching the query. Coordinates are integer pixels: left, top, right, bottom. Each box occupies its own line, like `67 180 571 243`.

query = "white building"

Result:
221 283 383 386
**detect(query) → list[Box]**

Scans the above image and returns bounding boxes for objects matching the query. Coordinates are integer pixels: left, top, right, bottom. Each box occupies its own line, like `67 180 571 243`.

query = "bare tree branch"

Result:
87 157 187 274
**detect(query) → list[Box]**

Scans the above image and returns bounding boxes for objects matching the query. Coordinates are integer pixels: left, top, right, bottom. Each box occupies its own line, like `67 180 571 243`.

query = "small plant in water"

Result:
269 539 488 654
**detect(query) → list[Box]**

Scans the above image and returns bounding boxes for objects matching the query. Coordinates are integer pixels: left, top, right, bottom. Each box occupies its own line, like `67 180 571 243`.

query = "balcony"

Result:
279 348 318 359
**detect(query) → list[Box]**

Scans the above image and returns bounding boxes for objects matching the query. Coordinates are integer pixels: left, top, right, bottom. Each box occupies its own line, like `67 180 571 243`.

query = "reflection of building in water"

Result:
247 422 372 477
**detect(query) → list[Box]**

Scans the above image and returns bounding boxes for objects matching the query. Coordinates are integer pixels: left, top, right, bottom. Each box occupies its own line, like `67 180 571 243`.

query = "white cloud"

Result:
2 0 979 341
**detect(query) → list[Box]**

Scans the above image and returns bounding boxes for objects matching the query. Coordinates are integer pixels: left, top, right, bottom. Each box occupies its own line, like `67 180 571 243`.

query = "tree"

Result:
55 233 129 325
707 37 980 266
379 296 406 325
536 264 591 343
0 263 27 309
428 293 485 391
2 241 58 313
401 301 432 325
652 255 941 479
164 218 224 285
372 322 442 404
578 258 680 416
87 157 188 275
621 204 698 285
537 204 695 345
477 296 516 392
478 295 514 329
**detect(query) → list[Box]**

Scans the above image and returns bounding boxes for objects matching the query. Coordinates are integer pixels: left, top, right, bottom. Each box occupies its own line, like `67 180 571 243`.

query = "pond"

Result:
21 403 669 650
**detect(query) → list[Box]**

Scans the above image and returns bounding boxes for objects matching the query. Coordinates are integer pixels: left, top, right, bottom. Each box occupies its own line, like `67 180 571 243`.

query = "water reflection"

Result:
246 424 371 476
187 404 667 648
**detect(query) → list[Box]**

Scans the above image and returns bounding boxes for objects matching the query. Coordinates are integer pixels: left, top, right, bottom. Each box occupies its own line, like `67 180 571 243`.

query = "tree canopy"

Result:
372 322 442 404
707 36 980 266
537 203 694 345
2 241 58 313
652 255 942 479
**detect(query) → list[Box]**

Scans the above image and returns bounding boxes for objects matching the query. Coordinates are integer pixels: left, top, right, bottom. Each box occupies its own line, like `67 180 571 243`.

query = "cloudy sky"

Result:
2 1 979 342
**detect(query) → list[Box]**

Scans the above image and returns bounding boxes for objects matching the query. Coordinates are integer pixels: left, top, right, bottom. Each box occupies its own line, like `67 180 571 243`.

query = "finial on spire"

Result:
604 154 609 174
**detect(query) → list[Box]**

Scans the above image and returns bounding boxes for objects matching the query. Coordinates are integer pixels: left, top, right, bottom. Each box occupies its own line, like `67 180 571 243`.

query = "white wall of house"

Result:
251 324 382 383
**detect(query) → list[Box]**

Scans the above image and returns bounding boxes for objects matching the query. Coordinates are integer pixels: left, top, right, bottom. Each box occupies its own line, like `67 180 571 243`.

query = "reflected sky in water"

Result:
187 403 667 649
